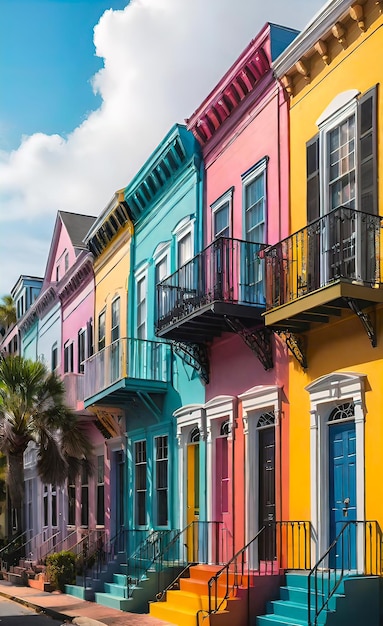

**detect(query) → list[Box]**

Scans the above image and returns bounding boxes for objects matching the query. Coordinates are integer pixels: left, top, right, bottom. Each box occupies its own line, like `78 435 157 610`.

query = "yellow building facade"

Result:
265 0 383 569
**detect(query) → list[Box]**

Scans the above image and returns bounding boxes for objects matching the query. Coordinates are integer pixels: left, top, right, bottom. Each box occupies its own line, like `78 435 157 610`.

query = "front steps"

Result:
256 572 381 626
150 564 284 626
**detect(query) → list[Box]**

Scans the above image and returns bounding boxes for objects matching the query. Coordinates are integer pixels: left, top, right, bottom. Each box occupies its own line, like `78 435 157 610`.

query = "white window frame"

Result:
64 340 74 374
242 158 267 243
135 265 148 340
211 188 233 239
317 91 359 217
173 217 195 268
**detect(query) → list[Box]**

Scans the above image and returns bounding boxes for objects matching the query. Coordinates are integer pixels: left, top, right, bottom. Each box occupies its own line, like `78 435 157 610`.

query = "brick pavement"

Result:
0 580 175 626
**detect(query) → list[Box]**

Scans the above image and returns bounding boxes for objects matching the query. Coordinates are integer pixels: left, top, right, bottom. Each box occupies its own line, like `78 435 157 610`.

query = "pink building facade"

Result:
186 23 297 555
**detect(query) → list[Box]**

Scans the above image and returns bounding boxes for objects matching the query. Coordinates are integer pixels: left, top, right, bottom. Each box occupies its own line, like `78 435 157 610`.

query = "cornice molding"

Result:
273 0 359 78
58 256 94 305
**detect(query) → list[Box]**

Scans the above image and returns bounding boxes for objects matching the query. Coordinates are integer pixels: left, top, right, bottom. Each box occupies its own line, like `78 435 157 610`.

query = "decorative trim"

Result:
172 341 209 384
345 298 377 347
225 317 273 371
306 372 366 569
276 330 307 369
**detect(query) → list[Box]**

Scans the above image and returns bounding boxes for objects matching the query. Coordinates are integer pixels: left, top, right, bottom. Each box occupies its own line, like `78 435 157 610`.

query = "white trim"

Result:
306 372 366 569
239 386 281 544
205 396 236 524
211 188 233 238
174 219 194 268
316 90 360 127
135 265 148 340
153 241 171 263
173 404 205 530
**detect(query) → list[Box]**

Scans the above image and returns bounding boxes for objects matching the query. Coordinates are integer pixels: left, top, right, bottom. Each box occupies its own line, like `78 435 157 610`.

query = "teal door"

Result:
329 421 357 569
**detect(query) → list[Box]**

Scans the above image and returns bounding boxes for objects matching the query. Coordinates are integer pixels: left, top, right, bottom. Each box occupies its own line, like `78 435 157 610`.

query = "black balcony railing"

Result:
264 207 383 310
156 237 265 333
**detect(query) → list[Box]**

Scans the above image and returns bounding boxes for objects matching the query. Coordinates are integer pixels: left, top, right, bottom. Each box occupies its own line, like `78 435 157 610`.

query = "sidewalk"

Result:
0 580 174 626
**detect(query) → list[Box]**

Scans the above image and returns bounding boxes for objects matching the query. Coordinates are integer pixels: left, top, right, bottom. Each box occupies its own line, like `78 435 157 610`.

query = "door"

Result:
187 443 199 561
258 427 276 561
329 421 357 569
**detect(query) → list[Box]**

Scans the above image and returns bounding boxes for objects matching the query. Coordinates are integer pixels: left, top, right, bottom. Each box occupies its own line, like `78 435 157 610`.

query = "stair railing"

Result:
155 521 223 602
36 529 62 562
200 520 311 626
0 531 28 571
308 520 383 626
125 529 176 598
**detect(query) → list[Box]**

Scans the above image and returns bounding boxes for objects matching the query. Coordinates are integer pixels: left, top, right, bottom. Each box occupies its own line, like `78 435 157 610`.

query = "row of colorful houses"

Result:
2 0 383 622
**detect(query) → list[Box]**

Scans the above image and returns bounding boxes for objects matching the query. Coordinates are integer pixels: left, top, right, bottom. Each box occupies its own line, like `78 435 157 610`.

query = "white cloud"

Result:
0 0 324 294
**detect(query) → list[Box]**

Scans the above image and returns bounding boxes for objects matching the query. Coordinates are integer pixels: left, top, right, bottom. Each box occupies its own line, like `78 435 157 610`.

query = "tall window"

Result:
212 189 233 239
81 463 89 527
43 485 48 527
328 115 356 211
51 343 58 372
136 275 147 339
307 87 377 221
64 252 69 272
68 480 76 526
78 329 86 373
135 441 147 526
51 485 57 527
98 310 106 351
111 298 120 343
155 436 168 526
96 455 105 526
177 231 192 267
155 253 169 322
243 170 265 243
64 341 74 373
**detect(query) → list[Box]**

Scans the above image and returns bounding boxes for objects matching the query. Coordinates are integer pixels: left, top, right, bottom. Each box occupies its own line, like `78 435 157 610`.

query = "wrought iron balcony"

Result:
62 372 85 411
156 237 266 341
83 337 171 405
263 206 383 333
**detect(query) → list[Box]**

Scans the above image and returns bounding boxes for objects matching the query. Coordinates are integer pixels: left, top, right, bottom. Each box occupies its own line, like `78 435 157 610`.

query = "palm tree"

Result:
0 295 16 332
0 354 93 534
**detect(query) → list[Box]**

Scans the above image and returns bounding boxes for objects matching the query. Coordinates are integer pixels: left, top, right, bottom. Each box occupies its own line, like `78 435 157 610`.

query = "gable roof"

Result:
59 211 97 250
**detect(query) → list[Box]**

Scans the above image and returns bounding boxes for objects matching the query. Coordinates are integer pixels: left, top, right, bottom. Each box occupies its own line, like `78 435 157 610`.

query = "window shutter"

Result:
87 320 93 357
358 85 377 214
306 134 320 223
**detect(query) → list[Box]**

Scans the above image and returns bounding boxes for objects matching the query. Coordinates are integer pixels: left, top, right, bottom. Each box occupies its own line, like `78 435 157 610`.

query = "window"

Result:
68 481 76 526
307 87 377 221
155 252 169 321
87 319 93 357
98 310 106 351
178 231 192 267
96 455 105 526
51 485 57 527
64 252 69 272
78 329 86 373
56 265 60 282
64 341 74 373
135 441 147 526
243 164 266 244
51 344 58 372
211 189 233 239
81 463 89 527
136 274 147 340
155 436 168 526
111 298 120 343
43 485 48 527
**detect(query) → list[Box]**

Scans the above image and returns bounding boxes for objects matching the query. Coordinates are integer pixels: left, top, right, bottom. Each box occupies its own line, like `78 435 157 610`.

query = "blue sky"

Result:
0 0 127 151
0 0 324 297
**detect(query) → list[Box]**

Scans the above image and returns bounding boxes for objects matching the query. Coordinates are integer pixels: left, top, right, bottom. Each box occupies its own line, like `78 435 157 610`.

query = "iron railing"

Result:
156 237 265 332
308 520 383 626
83 337 171 399
155 521 224 602
0 532 27 570
264 207 383 310
200 520 311 626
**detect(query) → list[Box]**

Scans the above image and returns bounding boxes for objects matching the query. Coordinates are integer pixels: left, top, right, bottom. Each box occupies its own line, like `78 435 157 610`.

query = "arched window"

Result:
190 427 200 443
328 402 355 422
257 410 275 428
220 420 230 437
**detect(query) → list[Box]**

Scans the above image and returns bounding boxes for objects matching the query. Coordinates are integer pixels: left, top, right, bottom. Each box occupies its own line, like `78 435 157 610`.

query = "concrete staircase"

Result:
149 565 248 626
256 571 381 626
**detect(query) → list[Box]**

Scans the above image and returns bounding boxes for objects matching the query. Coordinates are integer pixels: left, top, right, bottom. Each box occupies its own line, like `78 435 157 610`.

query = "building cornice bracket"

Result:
172 341 209 384
276 330 307 370
345 298 377 347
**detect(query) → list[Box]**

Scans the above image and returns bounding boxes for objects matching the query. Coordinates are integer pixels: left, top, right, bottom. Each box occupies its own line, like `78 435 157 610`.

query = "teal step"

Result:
285 572 344 593
257 615 307 626
65 583 94 601
268 599 328 624
113 573 128 585
104 582 130 598
94 591 135 611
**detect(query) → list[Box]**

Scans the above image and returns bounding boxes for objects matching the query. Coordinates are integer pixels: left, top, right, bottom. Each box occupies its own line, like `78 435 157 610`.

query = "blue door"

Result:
329 421 357 569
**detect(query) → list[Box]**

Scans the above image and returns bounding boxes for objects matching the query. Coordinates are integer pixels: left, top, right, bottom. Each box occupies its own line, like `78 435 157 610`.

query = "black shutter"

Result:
87 319 93 357
358 85 377 214
306 134 320 223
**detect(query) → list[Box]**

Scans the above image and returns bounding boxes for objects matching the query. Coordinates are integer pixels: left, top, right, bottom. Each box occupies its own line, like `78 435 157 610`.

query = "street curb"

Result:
0 588 74 622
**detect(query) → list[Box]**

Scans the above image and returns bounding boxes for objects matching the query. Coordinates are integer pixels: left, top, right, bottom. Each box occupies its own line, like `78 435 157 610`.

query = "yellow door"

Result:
187 443 199 561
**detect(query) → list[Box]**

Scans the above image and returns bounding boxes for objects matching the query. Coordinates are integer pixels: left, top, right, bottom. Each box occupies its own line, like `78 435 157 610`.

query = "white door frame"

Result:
305 372 366 570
